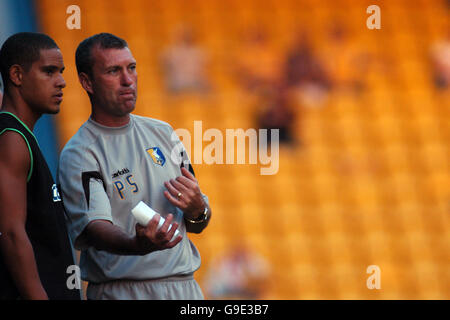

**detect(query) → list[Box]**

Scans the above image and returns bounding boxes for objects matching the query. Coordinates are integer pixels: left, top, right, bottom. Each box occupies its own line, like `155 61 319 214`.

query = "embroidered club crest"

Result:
146 147 166 166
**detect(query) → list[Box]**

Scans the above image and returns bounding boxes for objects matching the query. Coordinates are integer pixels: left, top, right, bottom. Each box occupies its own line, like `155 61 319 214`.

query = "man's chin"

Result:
123 101 136 113
45 103 61 115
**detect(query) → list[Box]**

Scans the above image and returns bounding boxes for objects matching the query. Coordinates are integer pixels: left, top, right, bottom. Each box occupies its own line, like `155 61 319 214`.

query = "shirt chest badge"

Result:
146 147 166 166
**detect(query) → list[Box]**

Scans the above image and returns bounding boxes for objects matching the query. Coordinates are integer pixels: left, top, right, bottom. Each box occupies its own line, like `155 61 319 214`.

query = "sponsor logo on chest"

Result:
112 167 130 179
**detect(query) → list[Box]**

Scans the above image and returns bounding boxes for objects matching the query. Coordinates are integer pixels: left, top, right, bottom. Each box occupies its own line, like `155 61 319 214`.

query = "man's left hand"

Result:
164 167 206 220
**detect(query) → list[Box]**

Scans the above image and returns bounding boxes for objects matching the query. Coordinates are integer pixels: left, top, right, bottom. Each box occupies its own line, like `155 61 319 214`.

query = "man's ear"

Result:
79 72 94 95
9 64 24 86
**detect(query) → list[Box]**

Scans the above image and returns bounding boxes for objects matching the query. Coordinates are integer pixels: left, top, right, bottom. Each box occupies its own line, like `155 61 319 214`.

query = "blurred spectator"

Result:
204 246 270 300
234 28 283 94
161 26 211 95
430 35 450 89
233 28 300 146
283 32 331 108
322 22 369 93
257 85 296 146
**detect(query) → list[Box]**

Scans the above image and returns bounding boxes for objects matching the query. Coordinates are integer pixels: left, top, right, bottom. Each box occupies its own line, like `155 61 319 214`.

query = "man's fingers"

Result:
165 180 194 204
164 190 184 208
146 214 161 233
166 235 183 248
171 178 190 192
175 176 196 189
159 213 173 234
181 167 196 182
155 215 182 246
166 221 179 240
164 181 183 199
136 213 183 253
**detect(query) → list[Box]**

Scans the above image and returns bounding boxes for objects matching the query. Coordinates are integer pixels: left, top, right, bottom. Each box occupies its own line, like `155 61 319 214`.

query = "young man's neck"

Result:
1 92 41 131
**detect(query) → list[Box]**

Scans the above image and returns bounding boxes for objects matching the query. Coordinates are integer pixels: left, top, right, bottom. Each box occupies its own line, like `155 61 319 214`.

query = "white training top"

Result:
58 114 207 283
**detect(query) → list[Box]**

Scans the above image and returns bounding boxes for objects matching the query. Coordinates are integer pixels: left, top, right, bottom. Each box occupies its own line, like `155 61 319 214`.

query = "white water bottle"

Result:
131 201 180 238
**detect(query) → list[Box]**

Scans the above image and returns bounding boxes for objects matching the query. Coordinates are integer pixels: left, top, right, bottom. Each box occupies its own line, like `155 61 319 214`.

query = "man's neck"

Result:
1 93 40 131
90 109 131 127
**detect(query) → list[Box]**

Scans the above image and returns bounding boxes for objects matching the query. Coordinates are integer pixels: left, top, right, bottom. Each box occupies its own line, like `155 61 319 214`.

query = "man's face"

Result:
89 47 137 117
20 48 66 114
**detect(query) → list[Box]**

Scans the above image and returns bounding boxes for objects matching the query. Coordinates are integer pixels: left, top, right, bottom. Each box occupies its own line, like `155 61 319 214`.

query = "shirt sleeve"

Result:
57 144 113 250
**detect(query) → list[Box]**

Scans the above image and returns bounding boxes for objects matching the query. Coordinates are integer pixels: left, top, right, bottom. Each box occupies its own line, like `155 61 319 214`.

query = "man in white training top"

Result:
58 33 211 300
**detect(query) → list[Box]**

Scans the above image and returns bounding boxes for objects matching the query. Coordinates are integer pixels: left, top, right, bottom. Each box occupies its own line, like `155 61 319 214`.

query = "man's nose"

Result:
57 73 66 88
121 71 134 86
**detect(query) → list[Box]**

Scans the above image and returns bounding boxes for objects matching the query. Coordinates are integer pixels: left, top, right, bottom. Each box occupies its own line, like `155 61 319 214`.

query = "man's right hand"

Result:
80 215 182 256
135 214 182 255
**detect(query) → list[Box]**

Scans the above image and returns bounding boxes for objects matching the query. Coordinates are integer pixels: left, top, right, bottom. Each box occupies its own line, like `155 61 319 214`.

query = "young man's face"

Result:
89 47 137 118
21 48 66 114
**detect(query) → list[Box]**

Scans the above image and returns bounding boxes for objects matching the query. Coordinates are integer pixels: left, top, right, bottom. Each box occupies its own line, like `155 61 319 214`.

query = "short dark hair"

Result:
0 32 59 92
75 33 128 78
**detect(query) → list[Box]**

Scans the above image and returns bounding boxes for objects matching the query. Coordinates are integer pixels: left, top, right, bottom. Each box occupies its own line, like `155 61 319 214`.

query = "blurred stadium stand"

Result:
35 0 449 299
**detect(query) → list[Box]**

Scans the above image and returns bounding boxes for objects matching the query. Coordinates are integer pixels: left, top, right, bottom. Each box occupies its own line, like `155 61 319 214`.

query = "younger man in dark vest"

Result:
0 32 80 300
